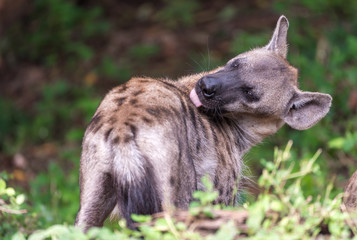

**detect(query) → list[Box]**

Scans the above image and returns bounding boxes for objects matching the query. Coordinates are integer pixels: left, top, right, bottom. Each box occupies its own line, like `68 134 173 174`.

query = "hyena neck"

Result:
207 114 284 156
232 115 285 153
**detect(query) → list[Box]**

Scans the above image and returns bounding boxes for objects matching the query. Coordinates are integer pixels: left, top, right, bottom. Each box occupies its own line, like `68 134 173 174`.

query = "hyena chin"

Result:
75 15 332 231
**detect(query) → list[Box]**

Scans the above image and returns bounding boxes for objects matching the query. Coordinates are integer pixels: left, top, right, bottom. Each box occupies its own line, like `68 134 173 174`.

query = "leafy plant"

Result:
11 143 357 239
0 174 33 240
29 160 80 226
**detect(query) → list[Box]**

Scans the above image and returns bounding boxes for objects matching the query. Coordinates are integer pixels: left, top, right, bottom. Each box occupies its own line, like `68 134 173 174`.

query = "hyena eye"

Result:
241 87 259 102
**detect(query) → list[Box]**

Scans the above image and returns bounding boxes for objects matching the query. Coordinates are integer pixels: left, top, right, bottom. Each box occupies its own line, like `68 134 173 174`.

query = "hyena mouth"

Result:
190 75 225 110
190 85 223 110
189 88 202 107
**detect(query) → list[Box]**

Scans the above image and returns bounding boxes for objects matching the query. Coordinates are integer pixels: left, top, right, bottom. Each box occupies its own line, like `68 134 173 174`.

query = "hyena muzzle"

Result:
75 16 332 231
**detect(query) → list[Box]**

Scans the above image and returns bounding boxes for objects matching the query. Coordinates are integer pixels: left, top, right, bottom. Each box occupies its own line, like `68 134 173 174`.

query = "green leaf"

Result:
175 222 186 231
131 214 152 223
87 227 128 240
202 206 214 218
247 202 265 232
139 225 162 239
210 221 237 240
15 194 26 205
189 207 200 216
0 178 6 192
155 218 170 230
11 232 26 240
6 187 15 196
270 200 283 212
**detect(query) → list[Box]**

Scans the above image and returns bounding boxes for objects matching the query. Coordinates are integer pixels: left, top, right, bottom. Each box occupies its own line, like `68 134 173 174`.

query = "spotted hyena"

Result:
75 16 332 230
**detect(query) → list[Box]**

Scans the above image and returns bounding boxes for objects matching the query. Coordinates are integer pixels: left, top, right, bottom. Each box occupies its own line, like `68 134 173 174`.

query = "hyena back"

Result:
75 16 332 230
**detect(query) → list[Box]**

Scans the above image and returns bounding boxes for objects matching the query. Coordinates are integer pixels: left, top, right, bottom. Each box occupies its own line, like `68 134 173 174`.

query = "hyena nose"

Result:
199 76 218 99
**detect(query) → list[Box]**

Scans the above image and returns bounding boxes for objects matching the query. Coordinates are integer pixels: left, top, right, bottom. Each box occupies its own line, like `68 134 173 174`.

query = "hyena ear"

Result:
283 90 332 130
265 15 289 59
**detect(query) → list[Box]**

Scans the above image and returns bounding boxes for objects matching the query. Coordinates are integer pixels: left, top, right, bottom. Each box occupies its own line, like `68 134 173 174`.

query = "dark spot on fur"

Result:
133 104 143 108
214 174 219 188
113 84 128 94
130 99 138 105
170 176 175 186
146 107 157 116
89 112 102 127
129 124 137 137
88 112 103 133
124 135 132 143
232 170 237 181
171 107 181 118
188 106 197 129
83 144 89 153
219 152 227 166
87 144 98 157
146 107 172 117
105 128 113 141
121 84 128 92
227 185 233 198
113 88 121 94
180 98 189 115
195 138 201 153
133 90 144 97
114 97 127 106
142 117 153 124
112 136 120 144
109 117 117 124
219 187 224 196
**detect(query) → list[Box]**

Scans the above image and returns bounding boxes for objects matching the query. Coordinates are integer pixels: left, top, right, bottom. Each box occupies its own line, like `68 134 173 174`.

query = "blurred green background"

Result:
0 0 356 237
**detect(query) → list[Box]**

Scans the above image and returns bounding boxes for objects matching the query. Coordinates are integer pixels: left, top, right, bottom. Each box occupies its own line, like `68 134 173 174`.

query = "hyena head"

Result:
190 16 332 133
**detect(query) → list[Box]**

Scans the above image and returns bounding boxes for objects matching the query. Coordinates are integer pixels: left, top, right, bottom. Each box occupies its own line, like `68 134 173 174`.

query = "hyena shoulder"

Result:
85 77 187 142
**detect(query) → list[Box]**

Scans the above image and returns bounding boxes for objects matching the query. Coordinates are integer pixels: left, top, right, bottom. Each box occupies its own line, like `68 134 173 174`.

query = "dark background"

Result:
0 0 356 232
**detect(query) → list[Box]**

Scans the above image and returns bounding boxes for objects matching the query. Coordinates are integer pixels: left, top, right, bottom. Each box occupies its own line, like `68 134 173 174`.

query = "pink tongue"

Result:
190 88 202 107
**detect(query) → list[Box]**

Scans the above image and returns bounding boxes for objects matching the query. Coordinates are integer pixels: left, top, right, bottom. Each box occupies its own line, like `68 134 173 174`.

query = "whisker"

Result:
189 55 205 72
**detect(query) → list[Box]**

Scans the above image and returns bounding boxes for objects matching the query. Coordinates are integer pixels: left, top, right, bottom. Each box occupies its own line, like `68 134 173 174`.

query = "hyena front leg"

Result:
75 171 117 231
